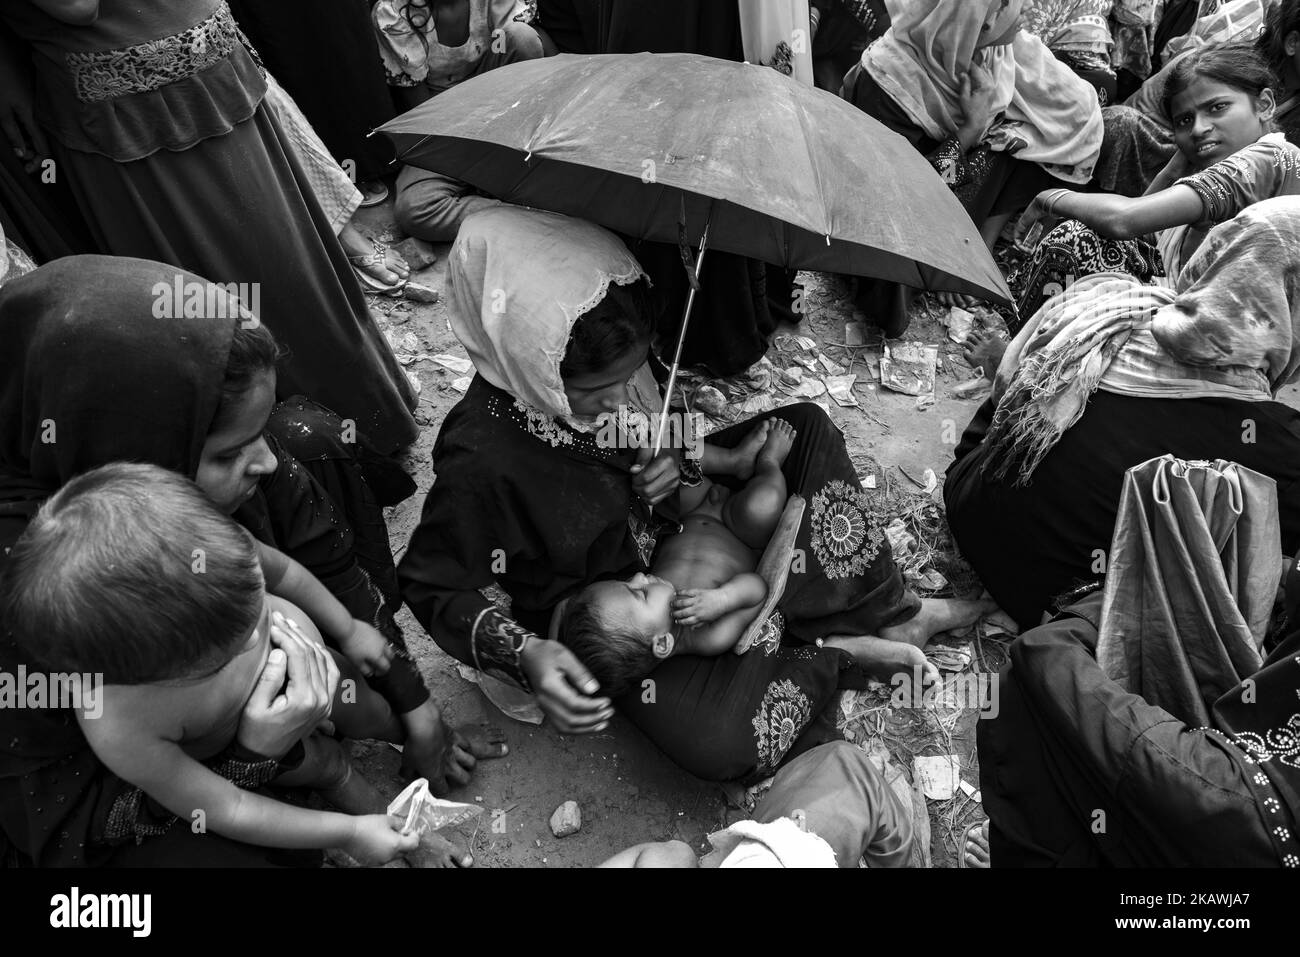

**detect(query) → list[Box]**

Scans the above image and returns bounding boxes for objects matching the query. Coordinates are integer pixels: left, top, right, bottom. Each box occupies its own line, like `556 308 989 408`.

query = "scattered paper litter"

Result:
885 518 915 557
879 342 938 397
912 567 948 591
960 780 983 803
430 353 473 375
915 393 935 411
943 307 975 344
450 376 472 393
913 755 962 800
789 377 827 399
817 353 846 376
740 393 777 416
824 374 859 407
845 321 868 346
779 367 804 386
385 330 420 354
404 369 422 394
863 474 877 489
387 777 483 835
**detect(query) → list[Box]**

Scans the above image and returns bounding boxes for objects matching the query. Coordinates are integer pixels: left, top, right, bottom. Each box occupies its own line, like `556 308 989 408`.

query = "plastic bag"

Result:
386 778 483 836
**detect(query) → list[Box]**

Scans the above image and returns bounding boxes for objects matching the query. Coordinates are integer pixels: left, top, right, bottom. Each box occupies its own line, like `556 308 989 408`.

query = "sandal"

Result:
349 239 408 296
358 180 389 207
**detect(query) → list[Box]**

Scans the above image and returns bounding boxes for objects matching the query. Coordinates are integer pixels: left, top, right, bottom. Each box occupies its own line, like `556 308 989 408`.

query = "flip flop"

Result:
358 180 389 207
349 239 407 296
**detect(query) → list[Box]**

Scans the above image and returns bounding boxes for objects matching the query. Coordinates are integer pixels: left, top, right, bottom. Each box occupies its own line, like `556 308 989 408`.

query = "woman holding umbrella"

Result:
399 207 989 783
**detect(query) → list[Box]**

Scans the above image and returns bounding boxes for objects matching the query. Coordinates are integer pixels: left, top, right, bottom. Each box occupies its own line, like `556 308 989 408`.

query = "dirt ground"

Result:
348 203 1300 869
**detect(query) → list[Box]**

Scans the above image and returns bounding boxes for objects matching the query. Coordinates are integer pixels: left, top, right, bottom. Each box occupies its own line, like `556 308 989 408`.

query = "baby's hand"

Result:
338 620 395 678
343 814 419 866
672 589 727 627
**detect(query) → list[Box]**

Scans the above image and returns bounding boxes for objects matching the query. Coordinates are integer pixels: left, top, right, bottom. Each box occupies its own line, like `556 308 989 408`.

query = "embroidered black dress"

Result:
979 589 1300 867
399 378 920 782
0 0 417 453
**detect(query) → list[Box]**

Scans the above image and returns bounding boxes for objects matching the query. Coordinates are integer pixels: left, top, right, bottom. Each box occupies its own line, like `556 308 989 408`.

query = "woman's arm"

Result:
1048 185 1204 240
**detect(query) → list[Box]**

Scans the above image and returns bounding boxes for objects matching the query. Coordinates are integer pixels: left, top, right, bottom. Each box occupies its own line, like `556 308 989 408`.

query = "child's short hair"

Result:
1 463 264 684
559 587 659 698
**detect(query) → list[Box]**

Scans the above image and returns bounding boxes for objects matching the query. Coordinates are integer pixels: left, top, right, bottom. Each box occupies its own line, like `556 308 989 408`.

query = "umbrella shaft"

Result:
653 227 711 457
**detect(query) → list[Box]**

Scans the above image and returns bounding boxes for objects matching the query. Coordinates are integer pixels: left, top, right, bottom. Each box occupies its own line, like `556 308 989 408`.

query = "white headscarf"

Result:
448 206 649 420
863 0 1103 183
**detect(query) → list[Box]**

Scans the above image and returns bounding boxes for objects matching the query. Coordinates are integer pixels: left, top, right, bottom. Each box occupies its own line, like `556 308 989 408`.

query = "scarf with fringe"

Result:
983 195 1300 485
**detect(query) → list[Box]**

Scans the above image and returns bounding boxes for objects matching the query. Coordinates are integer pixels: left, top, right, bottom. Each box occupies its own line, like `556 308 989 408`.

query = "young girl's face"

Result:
1171 76 1275 170
196 370 279 513
562 342 649 418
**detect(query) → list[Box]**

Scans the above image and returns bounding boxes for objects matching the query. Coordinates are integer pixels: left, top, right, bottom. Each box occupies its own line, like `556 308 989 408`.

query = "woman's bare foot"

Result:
755 419 797 471
456 722 509 759
936 292 981 310
822 634 940 686
878 597 999 650
341 224 409 288
962 820 991 868
730 420 772 481
406 830 474 868
962 328 1008 379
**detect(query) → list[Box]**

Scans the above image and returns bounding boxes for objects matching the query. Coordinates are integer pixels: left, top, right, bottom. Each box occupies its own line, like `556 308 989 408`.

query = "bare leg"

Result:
821 634 940 685
878 597 999 650
722 419 796 548
981 212 1013 251
329 649 404 742
726 420 772 481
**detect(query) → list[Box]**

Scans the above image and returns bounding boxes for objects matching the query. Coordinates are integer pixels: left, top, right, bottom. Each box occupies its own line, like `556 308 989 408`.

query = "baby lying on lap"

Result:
560 419 801 696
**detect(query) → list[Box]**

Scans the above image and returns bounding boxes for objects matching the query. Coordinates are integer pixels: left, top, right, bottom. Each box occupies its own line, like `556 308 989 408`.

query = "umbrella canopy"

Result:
380 52 1012 304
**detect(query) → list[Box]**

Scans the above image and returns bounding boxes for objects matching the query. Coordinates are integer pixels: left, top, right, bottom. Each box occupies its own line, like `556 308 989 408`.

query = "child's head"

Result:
559 573 678 697
195 319 281 514
1164 43 1278 168
1 463 266 686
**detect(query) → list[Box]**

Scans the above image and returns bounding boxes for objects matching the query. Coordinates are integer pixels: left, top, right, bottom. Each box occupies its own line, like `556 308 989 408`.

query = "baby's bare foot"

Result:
731 420 772 481
755 419 797 471
962 328 1008 379
878 597 999 650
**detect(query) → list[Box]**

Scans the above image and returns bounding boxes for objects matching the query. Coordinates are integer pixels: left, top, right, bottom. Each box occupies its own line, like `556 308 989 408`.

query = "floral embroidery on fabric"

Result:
65 2 260 104
752 678 811 773
808 479 884 580
1233 713 1300 770
513 399 575 448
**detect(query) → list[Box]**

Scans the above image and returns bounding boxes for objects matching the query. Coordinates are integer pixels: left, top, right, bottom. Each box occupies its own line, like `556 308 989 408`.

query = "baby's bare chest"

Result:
655 516 755 588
